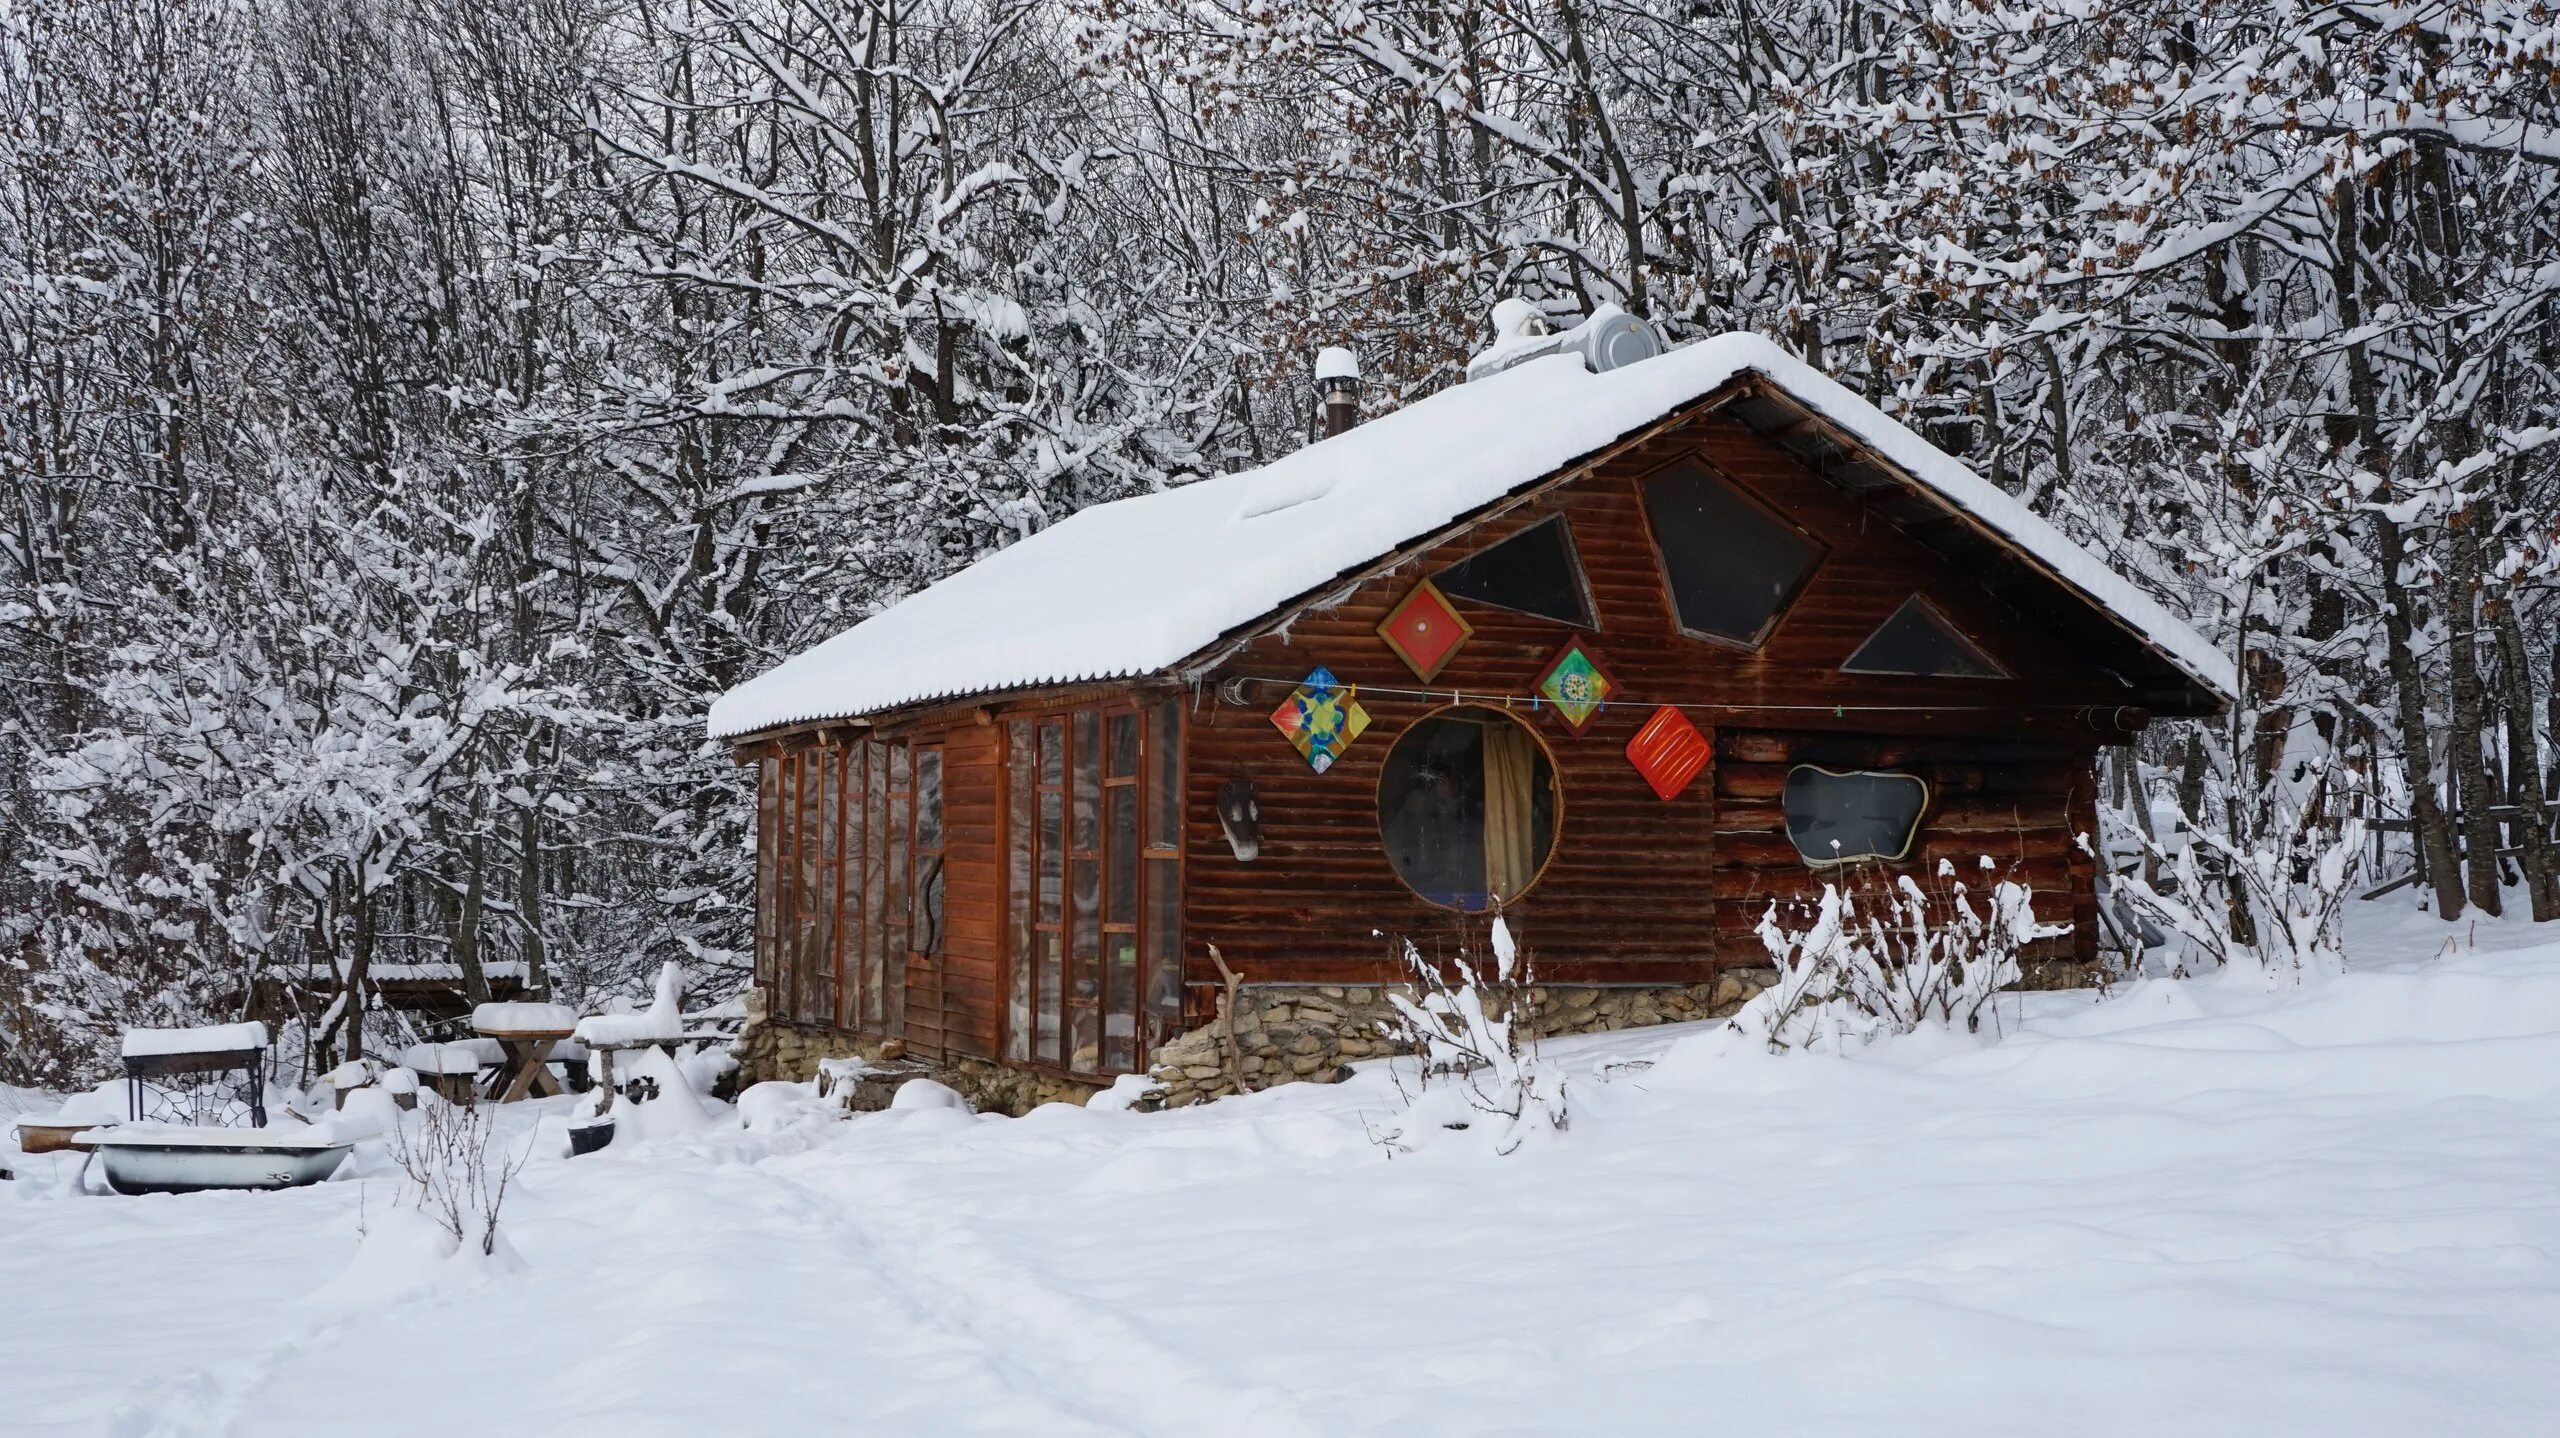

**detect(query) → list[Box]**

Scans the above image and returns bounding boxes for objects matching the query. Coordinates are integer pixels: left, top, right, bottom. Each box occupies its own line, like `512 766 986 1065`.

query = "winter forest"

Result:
2 0 2555 1087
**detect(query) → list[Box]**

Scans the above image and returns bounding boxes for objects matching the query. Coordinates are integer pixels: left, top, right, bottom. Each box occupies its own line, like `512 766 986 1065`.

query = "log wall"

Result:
1178 410 2120 1014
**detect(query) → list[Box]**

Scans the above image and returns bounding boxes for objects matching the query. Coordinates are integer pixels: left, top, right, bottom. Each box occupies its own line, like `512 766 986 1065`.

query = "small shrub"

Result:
1377 916 1568 1156
387 1096 530 1258
1733 861 2068 1052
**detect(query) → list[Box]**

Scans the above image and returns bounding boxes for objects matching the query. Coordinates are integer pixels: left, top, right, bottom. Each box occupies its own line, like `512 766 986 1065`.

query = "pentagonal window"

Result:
1783 767 1929 866
1842 595 2006 679
1431 516 1595 627
1641 462 1819 645
1378 706 1559 912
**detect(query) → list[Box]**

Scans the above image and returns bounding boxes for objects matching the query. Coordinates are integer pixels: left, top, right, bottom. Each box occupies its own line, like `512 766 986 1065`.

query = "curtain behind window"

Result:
1481 719 1539 905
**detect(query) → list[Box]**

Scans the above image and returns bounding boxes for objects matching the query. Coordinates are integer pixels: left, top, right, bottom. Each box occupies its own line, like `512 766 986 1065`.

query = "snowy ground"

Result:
9 903 2560 1437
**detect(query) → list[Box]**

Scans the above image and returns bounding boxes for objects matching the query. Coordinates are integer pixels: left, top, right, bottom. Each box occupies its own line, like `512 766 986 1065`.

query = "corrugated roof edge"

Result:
713 663 1159 743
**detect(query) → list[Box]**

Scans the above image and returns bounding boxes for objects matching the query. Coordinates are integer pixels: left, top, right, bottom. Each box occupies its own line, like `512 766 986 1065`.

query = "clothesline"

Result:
1216 673 2145 724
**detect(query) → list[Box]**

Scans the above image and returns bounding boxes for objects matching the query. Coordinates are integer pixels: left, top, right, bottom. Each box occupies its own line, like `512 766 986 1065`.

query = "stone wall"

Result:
1144 971 1779 1108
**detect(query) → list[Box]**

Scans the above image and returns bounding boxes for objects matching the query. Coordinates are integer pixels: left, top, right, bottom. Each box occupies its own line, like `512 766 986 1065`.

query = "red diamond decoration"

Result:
1626 705 1710 801
1376 579 1474 682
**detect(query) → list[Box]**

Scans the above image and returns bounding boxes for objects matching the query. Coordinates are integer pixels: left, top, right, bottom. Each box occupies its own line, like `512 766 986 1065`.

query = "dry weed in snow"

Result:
1735 862 2069 1052
1378 916 1568 1155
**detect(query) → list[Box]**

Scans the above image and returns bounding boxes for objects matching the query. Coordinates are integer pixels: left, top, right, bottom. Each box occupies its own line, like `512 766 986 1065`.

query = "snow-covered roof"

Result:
710 333 2234 740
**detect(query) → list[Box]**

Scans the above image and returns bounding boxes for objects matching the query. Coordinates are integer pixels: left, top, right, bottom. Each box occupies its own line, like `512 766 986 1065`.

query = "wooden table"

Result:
474 1026 575 1103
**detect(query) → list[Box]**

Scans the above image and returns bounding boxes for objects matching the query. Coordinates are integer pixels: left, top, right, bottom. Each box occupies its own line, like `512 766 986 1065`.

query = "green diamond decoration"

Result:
1534 641 1616 735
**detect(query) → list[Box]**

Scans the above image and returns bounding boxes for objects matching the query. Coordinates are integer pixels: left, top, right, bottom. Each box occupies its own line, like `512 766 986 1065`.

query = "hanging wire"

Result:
1216 673 2145 725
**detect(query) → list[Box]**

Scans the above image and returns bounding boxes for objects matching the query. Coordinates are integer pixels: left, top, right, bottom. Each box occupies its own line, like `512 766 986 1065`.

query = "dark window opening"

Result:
755 738 933 1036
1842 595 2006 679
1783 766 1929 866
1641 462 1820 645
1430 516 1595 627
1378 707 1559 912
1003 700 1182 1077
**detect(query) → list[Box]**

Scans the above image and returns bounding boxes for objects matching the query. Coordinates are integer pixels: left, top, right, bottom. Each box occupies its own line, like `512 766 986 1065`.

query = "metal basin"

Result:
89 1130 353 1195
12 1121 100 1156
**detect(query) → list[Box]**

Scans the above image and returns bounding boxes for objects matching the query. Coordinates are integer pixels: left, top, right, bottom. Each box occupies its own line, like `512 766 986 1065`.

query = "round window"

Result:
1377 706 1560 912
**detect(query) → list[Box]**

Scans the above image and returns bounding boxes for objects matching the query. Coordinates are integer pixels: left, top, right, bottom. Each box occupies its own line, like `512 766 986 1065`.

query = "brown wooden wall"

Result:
1178 409 2121 1006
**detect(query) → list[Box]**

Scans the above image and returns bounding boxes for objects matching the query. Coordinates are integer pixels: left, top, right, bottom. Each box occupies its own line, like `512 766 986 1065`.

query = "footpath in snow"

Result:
6 905 2560 1437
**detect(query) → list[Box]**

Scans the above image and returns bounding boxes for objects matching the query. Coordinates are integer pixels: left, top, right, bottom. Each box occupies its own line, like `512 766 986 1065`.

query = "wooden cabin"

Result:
711 326 2231 1104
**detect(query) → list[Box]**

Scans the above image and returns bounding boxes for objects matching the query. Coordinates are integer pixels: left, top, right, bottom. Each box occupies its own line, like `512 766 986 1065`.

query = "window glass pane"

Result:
1037 791 1063 922
1072 859 1101 942
914 856 944 956
815 747 839 1024
1430 516 1593 626
1072 711 1101 851
1145 858 1181 1034
756 757 779 988
884 752 909 1033
855 742 875 1013
914 749 943 849
1783 767 1930 865
1108 712 1139 778
1842 595 2006 679
1642 463 1818 643
1068 1004 1100 1077
1039 720 1063 786
1106 786 1138 925
1147 701 1180 849
1037 932 1062 1065
1006 724 1035 1062
1377 708 1558 912
1104 937 1139 1071
863 742 888 1028
769 754 794 1001
796 751 826 1023
1070 854 1100 1069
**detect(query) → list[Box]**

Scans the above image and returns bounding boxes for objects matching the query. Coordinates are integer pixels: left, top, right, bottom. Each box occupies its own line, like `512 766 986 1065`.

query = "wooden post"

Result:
1206 944 1245 1093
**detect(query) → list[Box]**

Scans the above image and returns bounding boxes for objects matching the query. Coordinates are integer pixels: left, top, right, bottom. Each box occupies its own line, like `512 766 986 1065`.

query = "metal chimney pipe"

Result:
1316 346 1361 437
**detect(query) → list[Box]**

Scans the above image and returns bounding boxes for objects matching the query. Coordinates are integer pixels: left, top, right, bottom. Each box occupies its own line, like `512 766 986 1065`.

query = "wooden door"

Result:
901 744 948 1060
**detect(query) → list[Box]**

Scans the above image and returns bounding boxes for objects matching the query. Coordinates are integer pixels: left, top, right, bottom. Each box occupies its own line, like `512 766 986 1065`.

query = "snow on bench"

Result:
121 1022 269 1058
573 961 688 1048
396 1040 497 1076
571 1013 686 1047
471 1001 578 1035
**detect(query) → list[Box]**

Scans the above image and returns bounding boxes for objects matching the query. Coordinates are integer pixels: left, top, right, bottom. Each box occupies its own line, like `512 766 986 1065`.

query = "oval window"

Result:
1378 706 1560 911
1783 766 1929 865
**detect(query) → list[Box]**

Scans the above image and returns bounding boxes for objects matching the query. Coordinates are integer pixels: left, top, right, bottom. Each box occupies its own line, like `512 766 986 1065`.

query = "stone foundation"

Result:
1143 971 1780 1108
737 957 2101 1115
736 989 1105 1116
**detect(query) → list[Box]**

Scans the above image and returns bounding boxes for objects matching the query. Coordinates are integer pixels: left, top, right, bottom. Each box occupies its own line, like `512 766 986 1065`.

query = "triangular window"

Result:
1842 595 2006 679
1431 516 1595 628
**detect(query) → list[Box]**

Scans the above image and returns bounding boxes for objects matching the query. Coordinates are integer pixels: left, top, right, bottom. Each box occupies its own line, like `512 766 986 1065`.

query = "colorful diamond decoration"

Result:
1376 579 1474 683
1269 666 1371 774
1626 705 1710 801
1533 640 1617 735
